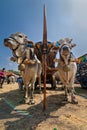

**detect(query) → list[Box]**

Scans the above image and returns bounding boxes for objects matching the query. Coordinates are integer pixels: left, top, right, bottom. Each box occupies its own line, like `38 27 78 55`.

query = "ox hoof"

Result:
64 96 69 102
71 97 78 104
24 98 29 104
29 100 35 105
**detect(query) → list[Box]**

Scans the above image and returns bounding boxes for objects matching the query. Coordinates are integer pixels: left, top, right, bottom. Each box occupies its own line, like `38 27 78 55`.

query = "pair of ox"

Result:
4 32 42 104
52 38 78 104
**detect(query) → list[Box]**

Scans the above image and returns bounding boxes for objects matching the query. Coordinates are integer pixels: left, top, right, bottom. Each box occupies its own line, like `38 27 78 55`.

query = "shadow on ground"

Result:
0 87 66 130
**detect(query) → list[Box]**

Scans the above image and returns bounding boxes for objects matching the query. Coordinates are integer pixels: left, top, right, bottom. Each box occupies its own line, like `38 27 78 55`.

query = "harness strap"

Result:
25 47 30 60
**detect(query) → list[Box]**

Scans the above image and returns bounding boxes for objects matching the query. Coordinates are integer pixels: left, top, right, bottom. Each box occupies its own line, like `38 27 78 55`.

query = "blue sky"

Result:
0 0 87 71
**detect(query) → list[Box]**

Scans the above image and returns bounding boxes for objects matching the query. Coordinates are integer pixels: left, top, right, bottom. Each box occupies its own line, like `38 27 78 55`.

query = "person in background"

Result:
0 68 6 88
17 76 24 91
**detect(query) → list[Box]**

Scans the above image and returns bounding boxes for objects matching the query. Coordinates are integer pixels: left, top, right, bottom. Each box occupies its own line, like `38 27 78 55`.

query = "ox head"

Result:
4 32 34 65
4 32 33 51
58 38 76 65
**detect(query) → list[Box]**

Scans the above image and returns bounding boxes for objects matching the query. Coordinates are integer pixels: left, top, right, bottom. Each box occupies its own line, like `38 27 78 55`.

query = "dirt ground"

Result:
0 83 87 130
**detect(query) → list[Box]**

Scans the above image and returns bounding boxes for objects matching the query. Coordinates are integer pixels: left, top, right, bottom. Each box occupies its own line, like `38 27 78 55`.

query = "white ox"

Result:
53 38 78 104
4 32 42 104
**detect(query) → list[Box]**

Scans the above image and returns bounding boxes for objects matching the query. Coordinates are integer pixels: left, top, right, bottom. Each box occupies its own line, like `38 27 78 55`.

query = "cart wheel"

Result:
50 79 56 89
80 76 87 89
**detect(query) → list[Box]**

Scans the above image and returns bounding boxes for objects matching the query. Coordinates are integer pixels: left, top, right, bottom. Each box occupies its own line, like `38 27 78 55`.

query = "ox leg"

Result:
52 74 57 89
70 82 78 104
57 73 69 102
64 86 69 102
24 85 29 103
71 87 78 104
29 83 35 105
38 76 42 94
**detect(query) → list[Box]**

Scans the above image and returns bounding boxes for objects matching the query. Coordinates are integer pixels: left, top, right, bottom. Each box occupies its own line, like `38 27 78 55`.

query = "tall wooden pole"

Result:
43 5 47 111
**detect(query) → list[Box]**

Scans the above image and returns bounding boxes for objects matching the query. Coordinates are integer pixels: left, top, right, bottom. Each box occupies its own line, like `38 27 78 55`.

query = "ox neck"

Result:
12 44 25 58
60 53 71 65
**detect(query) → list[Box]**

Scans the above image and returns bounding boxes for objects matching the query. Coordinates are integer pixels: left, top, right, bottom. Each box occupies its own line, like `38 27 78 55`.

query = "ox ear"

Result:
70 43 76 48
48 43 54 49
34 43 41 49
50 42 60 51
10 57 17 62
27 40 34 44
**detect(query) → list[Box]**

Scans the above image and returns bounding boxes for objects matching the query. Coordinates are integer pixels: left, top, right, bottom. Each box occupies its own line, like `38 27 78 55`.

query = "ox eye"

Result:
19 35 22 38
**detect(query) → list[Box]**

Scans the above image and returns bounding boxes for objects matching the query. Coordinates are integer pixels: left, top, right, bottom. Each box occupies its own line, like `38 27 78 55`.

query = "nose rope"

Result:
9 36 25 58
60 44 71 65
10 36 20 46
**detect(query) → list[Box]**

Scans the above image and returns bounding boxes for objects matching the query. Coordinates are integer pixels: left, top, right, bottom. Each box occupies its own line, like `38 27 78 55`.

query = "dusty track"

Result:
0 83 87 130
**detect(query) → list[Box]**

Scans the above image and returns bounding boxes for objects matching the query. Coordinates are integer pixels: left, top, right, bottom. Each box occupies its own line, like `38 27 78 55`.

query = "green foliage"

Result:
8 69 21 76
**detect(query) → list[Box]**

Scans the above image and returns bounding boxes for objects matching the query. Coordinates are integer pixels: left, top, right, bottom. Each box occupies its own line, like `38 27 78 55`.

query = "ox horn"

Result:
65 38 72 43
58 38 66 45
70 43 76 48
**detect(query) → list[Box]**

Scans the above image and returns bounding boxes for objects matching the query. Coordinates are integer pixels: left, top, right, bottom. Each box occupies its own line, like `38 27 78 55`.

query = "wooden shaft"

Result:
43 5 47 111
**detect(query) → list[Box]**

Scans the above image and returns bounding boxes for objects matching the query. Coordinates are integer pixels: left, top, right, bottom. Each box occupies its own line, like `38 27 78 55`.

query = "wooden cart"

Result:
34 41 59 88
76 54 87 88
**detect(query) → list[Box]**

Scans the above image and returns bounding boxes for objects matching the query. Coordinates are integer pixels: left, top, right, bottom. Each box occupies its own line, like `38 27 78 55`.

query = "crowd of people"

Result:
0 67 24 90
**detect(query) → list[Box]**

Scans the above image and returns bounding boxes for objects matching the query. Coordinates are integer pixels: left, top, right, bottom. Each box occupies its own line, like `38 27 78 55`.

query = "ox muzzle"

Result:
4 38 10 47
61 46 70 56
4 38 17 50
